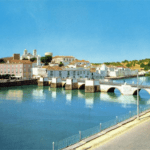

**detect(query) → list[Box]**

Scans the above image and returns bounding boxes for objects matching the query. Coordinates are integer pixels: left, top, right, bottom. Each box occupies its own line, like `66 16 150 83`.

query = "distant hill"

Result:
92 58 150 71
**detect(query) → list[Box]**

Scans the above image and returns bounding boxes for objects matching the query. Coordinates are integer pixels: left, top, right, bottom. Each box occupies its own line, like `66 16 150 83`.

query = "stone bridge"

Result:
99 81 150 95
38 77 150 95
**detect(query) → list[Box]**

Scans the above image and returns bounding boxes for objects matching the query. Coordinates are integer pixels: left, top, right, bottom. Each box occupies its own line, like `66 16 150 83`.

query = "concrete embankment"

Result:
0 79 38 87
105 74 145 80
63 109 150 150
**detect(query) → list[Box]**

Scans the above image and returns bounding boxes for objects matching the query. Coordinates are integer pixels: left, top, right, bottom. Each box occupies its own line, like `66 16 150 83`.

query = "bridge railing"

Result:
53 104 150 150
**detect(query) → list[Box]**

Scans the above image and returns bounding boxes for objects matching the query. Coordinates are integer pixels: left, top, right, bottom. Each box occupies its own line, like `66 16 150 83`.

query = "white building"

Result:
67 59 91 68
20 49 38 60
96 64 138 78
51 56 76 66
32 66 103 79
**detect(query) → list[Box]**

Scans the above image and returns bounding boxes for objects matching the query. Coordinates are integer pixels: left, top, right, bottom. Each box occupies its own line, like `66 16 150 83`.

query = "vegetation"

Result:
92 58 150 70
0 74 12 79
104 62 123 66
22 58 28 60
59 62 64 67
0 59 5 63
30 57 37 62
92 63 102 65
122 60 128 63
145 72 150 76
41 55 52 65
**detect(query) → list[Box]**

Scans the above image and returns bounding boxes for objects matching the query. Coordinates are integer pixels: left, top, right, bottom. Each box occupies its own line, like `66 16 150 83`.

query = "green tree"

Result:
140 63 145 68
0 59 5 63
30 57 37 62
41 55 52 65
126 63 132 68
144 66 149 71
147 61 150 67
59 62 64 67
22 58 28 60
122 60 128 63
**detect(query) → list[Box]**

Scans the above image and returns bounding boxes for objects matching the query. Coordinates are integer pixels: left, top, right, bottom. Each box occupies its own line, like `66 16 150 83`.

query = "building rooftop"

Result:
69 59 90 65
42 66 64 70
90 68 96 72
53 56 75 59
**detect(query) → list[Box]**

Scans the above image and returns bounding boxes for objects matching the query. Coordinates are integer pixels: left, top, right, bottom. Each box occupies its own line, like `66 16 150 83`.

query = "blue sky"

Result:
0 0 150 63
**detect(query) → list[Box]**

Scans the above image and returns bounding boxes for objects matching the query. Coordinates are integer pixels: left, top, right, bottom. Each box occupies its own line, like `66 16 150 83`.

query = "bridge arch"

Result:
78 84 85 89
107 87 122 94
62 83 66 87
133 88 150 95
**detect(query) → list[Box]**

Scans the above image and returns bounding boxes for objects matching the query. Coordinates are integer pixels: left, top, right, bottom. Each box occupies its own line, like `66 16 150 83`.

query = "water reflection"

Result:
85 93 95 108
65 90 72 105
32 86 46 102
50 88 57 99
6 90 23 102
0 77 150 108
78 90 85 98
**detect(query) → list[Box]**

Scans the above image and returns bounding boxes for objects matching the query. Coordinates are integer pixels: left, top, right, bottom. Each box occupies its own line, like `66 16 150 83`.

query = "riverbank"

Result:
0 79 38 87
105 74 145 80
63 109 150 150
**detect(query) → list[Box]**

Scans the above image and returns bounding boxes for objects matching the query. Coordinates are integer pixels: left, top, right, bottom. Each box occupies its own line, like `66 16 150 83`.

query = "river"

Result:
0 76 150 149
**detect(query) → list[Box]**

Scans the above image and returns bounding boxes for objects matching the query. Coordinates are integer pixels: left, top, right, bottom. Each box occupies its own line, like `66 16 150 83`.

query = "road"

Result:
94 118 150 150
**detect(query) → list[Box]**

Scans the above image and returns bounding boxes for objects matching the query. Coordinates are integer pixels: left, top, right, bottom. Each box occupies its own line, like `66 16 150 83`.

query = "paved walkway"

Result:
94 118 150 150
75 112 150 150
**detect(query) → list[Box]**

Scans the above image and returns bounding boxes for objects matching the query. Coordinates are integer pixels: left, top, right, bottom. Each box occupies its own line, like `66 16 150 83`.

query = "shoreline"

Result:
63 109 150 150
105 74 145 80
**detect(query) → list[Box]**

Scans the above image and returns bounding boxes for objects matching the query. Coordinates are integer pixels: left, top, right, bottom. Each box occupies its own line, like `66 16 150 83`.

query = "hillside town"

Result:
0 49 141 80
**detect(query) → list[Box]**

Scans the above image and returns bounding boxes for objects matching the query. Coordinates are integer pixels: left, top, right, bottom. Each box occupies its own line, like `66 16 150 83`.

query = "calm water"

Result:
0 76 150 149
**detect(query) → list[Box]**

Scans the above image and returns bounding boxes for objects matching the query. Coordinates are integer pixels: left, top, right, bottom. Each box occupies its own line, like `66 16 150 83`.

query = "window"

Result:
16 69 18 73
80 71 82 74
20 69 22 73
67 71 70 76
50 71 53 76
59 71 62 77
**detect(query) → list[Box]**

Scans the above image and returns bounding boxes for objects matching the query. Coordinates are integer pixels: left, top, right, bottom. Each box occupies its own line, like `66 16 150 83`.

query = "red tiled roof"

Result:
42 66 64 70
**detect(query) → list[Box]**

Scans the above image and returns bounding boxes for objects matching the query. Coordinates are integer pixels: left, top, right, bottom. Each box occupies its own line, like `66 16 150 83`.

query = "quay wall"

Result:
0 79 38 87
105 74 145 80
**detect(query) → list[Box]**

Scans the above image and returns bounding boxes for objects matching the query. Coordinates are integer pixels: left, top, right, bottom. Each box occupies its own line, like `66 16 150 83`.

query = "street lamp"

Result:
137 72 139 119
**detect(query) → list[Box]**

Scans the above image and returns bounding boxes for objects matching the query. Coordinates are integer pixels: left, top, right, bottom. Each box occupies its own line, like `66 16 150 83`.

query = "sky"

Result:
0 0 150 63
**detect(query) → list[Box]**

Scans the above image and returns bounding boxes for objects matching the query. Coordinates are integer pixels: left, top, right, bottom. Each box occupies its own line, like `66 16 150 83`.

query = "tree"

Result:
144 66 149 71
147 61 150 67
126 63 132 68
59 62 64 67
140 63 145 68
0 59 5 63
122 60 128 63
30 57 37 62
22 58 28 60
41 55 52 65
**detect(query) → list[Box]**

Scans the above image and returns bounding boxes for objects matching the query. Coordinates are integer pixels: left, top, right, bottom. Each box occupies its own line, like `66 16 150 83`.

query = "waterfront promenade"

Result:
74 111 150 150
94 118 150 150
